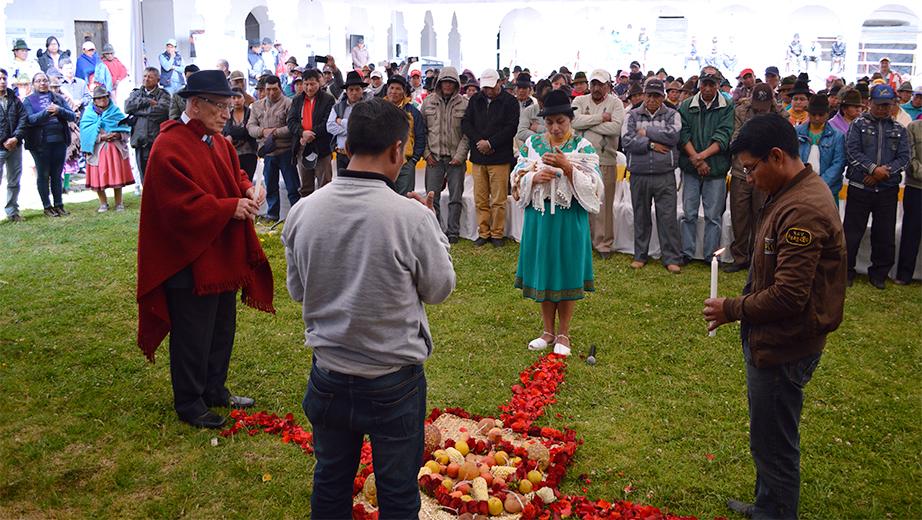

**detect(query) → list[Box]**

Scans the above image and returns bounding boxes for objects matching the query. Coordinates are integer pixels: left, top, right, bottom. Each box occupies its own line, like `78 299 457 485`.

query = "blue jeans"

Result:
425 156 465 238
263 151 300 220
31 142 67 209
0 146 23 217
681 172 726 261
744 340 821 520
303 361 426 520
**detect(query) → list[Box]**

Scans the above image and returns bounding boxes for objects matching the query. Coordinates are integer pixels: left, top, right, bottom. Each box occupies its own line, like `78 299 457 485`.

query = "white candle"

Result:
709 248 725 337
550 177 556 215
253 168 264 203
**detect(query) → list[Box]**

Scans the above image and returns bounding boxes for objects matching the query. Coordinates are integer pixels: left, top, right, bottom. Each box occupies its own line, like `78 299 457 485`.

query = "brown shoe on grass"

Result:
630 261 645 269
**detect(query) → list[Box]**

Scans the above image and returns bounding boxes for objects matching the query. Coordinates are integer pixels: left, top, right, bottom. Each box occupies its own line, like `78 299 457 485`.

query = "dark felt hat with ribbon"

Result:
537 89 575 118
179 70 243 99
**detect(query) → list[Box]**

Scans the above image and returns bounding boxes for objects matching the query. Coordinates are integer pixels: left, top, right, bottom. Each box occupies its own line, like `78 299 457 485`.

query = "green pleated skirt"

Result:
514 200 594 302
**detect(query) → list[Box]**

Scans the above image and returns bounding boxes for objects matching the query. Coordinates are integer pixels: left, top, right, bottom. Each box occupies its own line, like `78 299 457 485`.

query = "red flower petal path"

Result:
221 354 708 520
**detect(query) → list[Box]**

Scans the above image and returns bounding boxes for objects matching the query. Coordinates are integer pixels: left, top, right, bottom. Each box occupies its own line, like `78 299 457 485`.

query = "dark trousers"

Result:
165 288 236 421
630 172 682 266
844 186 898 282
303 362 426 520
238 153 258 182
425 156 465 238
896 186 921 283
729 175 767 267
297 154 334 198
744 341 822 520
335 151 349 177
135 145 152 185
30 142 67 209
395 158 416 197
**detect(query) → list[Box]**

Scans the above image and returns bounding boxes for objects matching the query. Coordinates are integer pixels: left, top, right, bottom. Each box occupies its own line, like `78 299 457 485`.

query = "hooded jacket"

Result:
677 91 734 179
420 67 470 163
461 88 519 165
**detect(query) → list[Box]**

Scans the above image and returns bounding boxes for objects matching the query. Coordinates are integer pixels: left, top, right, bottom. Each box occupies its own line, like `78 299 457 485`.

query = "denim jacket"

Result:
845 112 910 193
796 122 846 195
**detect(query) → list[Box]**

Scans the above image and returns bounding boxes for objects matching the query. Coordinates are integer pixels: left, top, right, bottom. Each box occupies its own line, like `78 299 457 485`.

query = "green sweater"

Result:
677 91 735 179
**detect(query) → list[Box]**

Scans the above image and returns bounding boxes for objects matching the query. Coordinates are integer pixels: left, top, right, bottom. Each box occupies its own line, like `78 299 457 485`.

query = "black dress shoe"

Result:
448 236 459 244
726 499 754 518
184 410 227 429
869 278 886 290
228 395 255 408
55 206 70 216
473 237 488 247
846 278 853 287
677 256 692 267
492 238 505 248
722 263 748 273
599 251 611 260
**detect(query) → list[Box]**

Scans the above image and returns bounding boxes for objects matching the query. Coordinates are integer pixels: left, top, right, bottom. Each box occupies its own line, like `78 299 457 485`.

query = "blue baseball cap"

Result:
870 84 896 104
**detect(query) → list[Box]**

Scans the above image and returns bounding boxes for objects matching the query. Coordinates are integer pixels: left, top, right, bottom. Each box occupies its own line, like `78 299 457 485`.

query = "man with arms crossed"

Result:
704 113 846 519
282 98 455 519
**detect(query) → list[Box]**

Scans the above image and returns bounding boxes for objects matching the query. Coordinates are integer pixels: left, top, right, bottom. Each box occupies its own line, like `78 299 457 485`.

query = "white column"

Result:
452 8 506 74
325 2 351 61
193 0 233 71
365 4 392 68
432 6 453 63
266 0 298 56
401 7 426 61
100 0 133 104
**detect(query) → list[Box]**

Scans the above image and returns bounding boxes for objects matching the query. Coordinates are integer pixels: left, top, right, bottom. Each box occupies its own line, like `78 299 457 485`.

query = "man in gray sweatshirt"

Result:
281 98 455 520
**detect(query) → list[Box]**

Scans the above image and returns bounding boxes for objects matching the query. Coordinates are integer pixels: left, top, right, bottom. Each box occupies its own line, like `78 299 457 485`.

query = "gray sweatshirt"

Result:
281 173 456 378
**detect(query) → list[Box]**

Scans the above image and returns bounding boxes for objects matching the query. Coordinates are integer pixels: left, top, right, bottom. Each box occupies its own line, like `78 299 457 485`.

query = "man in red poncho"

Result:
137 70 275 429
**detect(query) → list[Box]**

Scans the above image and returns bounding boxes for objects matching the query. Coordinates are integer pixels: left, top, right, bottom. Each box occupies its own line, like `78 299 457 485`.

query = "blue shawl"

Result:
79 100 130 154
76 52 100 83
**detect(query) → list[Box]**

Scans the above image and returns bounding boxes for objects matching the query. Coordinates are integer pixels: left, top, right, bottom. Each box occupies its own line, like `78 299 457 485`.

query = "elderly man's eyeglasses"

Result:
196 96 230 111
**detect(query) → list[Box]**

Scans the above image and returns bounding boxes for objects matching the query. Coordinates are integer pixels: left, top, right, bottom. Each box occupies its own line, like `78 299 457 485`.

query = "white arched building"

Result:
2 0 919 96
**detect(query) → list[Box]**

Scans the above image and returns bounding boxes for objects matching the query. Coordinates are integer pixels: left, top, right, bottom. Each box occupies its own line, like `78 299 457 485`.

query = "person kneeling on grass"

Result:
511 89 602 356
79 85 134 212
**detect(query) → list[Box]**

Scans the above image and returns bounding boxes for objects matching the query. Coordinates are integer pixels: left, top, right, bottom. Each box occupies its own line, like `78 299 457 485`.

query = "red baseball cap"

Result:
740 68 755 77
409 70 422 77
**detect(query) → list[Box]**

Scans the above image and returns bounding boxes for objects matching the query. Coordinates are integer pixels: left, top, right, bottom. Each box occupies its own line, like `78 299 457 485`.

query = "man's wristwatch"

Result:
650 142 655 150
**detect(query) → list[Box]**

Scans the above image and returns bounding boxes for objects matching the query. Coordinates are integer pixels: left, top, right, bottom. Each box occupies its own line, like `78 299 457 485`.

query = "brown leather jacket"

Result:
723 166 847 368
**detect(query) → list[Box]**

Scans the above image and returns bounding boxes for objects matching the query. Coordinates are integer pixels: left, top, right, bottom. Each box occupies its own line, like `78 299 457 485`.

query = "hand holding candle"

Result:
708 248 725 337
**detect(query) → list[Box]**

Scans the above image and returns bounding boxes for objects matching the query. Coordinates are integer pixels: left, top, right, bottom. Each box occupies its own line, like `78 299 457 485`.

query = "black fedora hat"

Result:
537 89 575 118
788 79 811 97
179 70 242 99
806 93 830 113
386 73 410 95
343 70 368 88
514 72 533 88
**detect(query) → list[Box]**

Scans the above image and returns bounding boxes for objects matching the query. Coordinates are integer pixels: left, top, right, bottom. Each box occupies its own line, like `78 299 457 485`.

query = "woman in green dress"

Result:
511 89 603 356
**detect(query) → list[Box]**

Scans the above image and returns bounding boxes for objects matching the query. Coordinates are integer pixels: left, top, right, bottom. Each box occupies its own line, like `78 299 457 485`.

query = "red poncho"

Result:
136 118 275 362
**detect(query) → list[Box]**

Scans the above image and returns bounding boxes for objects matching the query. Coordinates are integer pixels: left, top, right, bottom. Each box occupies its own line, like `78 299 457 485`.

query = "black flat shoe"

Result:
726 499 753 518
492 238 504 248
722 263 748 273
473 237 488 247
184 410 227 429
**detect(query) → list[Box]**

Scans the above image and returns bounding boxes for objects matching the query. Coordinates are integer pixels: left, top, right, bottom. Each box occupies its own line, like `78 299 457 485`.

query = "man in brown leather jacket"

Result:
703 112 846 520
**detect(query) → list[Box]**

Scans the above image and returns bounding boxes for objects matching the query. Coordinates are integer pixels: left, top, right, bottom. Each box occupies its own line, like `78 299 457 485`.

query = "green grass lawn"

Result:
1 195 919 519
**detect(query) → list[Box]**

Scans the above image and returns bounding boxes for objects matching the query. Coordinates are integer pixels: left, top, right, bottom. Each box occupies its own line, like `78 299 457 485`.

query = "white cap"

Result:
82 41 95 50
589 69 611 84
480 69 499 89
370 70 384 79
915 86 922 96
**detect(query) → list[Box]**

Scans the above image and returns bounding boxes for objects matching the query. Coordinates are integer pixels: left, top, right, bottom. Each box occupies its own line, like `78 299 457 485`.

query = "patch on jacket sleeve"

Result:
785 228 812 246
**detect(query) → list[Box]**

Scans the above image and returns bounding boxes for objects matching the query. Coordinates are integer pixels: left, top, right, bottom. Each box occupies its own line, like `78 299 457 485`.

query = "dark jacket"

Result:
36 49 71 73
0 89 28 143
22 92 77 151
223 106 257 153
845 112 910 193
723 166 846 369
677 91 735 179
461 89 519 165
124 85 172 148
287 90 336 158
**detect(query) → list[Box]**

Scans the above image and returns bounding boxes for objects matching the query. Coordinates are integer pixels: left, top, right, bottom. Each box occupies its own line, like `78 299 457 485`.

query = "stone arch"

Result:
498 7 542 72
244 5 274 43
858 4 919 77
